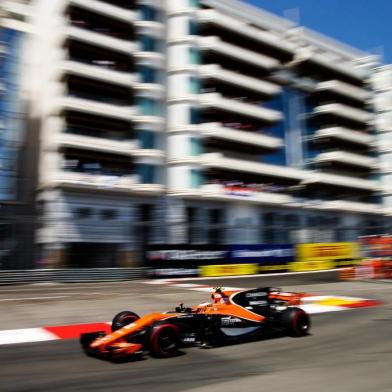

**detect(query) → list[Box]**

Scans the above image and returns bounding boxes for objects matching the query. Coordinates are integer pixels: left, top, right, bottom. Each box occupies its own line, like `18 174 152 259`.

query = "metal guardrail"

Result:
0 268 147 285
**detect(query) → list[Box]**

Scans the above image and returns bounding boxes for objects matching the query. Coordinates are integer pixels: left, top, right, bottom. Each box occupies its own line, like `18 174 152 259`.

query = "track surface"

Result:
1 274 391 392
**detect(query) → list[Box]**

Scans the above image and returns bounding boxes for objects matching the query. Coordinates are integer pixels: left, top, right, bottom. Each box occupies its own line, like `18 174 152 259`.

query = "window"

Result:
101 209 118 220
75 207 92 219
190 107 199 124
190 137 202 155
188 0 199 7
189 20 198 35
138 66 156 83
140 5 156 21
138 130 155 149
190 169 203 188
140 35 156 52
137 164 156 183
138 98 160 116
189 47 200 65
189 76 200 94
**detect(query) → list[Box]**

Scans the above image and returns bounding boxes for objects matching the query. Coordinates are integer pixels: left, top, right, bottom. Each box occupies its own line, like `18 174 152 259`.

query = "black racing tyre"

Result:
111 311 140 332
149 323 180 358
280 307 310 337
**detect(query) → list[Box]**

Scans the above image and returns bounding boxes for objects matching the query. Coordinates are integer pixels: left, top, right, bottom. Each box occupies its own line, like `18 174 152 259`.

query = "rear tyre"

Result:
280 307 310 337
149 324 180 358
111 311 140 332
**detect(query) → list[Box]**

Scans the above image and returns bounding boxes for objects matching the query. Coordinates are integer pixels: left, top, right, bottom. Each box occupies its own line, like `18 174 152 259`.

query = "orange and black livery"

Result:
80 287 310 361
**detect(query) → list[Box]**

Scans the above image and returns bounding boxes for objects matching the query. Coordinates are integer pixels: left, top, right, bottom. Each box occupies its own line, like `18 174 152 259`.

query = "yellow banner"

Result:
288 259 336 272
199 264 259 277
296 242 358 262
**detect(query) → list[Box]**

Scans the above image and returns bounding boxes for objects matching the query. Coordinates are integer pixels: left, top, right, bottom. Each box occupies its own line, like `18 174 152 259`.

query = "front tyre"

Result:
280 307 310 337
149 324 180 358
111 311 140 332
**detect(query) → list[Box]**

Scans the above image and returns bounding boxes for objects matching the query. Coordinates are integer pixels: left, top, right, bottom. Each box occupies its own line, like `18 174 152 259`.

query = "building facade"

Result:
373 65 392 212
21 0 389 268
0 0 35 269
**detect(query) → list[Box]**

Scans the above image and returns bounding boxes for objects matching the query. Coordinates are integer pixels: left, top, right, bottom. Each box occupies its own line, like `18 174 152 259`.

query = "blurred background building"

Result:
373 66 392 212
0 0 391 268
0 0 35 269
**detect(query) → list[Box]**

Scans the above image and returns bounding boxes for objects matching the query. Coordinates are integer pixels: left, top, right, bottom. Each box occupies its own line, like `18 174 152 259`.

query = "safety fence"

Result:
0 268 147 286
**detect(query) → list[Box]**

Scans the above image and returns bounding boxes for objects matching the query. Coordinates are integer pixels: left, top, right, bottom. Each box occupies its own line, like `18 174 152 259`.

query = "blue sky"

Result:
245 0 392 63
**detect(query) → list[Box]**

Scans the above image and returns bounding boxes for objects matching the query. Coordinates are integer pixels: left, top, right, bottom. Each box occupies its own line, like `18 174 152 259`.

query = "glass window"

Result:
189 47 200 65
190 169 203 188
75 207 92 219
138 130 155 149
140 35 156 52
189 76 200 94
190 137 202 155
138 98 160 116
140 5 156 21
189 20 198 35
137 164 156 183
188 0 199 7
101 209 118 220
190 107 199 124
138 66 156 83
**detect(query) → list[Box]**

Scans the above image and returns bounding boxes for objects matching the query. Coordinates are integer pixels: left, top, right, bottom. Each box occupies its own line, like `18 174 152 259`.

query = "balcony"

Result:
52 171 164 195
197 9 294 61
302 172 379 191
198 36 279 71
65 26 138 54
316 80 370 102
199 93 282 123
200 153 305 181
294 48 366 85
59 61 137 87
315 200 384 215
314 127 374 146
313 103 372 125
57 96 135 121
69 0 137 23
67 40 135 73
199 64 281 97
194 183 297 206
313 151 378 169
55 133 137 156
197 122 282 150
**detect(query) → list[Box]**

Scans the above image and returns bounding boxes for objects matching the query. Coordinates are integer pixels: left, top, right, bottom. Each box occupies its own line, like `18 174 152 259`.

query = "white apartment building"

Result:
22 0 388 267
373 65 392 212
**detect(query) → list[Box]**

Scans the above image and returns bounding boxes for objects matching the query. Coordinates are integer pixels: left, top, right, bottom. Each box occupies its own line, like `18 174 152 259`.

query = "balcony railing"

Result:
57 96 135 121
198 36 279 70
199 64 281 97
313 150 378 169
65 26 138 54
313 103 372 125
314 127 374 146
61 61 137 87
199 122 283 150
316 80 370 102
199 93 282 123
69 0 137 23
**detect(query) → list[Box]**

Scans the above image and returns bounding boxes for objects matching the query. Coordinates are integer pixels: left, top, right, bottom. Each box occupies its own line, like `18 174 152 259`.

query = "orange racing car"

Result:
80 287 310 361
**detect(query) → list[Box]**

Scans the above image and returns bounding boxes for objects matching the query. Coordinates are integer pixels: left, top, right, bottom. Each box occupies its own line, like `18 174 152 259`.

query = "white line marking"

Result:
0 328 58 345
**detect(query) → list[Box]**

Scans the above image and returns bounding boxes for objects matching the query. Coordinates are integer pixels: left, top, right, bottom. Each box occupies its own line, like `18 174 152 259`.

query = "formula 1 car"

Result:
80 287 310 361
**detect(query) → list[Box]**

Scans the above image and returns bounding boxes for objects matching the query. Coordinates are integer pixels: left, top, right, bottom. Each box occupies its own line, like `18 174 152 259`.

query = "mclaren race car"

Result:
80 287 311 361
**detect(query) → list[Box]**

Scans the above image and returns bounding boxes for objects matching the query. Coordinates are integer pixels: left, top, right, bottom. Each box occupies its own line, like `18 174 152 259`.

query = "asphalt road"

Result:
0 274 391 392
